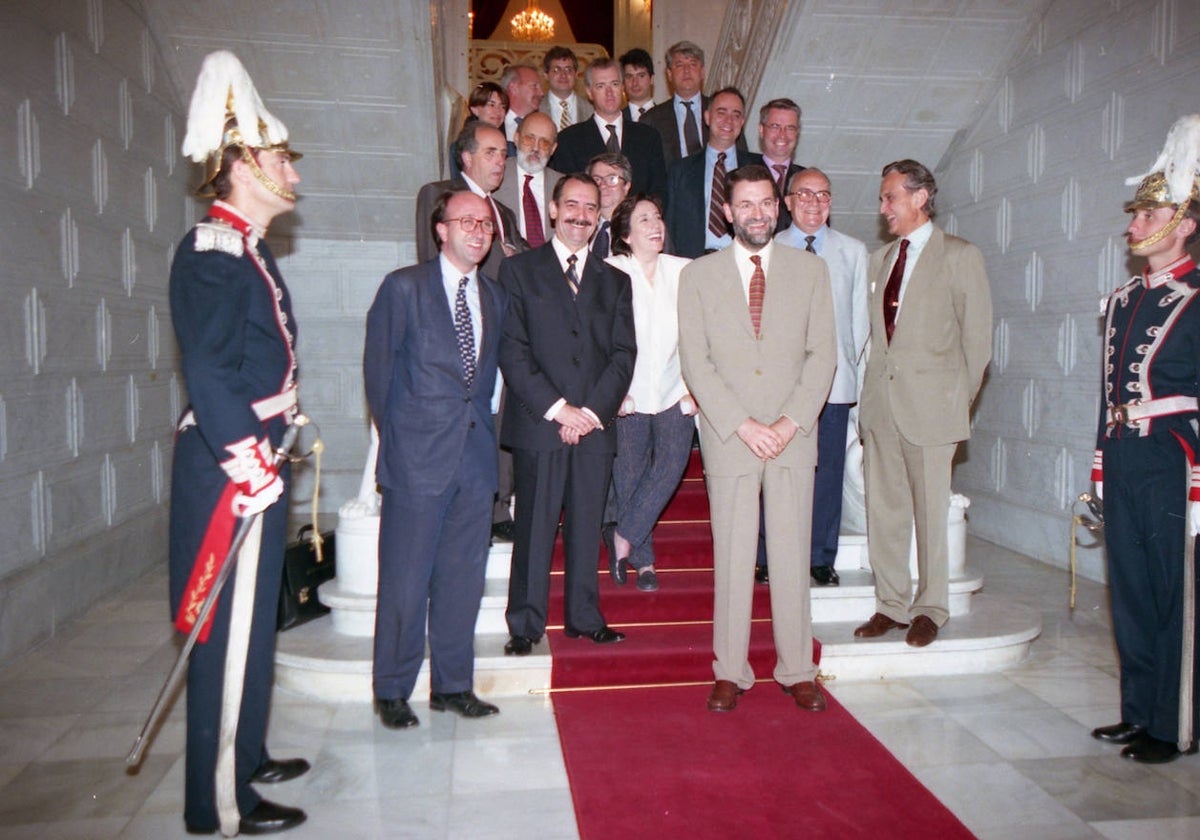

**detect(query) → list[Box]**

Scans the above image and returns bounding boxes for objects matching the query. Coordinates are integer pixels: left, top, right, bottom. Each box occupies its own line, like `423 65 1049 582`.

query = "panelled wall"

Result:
936 0 1200 580
0 1 190 662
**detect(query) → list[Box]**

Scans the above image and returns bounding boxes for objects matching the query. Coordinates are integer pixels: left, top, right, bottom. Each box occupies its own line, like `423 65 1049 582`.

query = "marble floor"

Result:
0 537 1198 839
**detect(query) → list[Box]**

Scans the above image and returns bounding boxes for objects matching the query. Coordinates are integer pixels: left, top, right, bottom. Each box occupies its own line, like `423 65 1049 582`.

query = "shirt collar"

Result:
1146 255 1197 288
460 173 487 198
439 253 478 286
552 235 589 274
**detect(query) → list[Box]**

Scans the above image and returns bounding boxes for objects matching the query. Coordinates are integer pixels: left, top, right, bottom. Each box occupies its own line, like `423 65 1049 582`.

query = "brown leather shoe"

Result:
853 612 909 638
707 680 744 712
783 681 827 712
905 615 938 647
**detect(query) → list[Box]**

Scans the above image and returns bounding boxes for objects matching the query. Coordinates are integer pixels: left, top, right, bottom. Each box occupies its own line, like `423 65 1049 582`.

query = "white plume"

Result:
180 50 289 162
1125 114 1200 203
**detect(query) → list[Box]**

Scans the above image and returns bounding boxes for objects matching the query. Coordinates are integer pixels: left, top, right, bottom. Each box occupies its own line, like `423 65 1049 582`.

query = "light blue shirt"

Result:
704 145 741 251
438 254 481 359
777 223 826 254
672 95 703 158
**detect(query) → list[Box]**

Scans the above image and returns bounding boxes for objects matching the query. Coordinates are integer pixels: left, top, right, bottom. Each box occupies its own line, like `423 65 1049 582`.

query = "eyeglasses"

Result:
443 216 495 234
787 189 832 204
731 198 778 213
592 174 628 187
762 123 799 134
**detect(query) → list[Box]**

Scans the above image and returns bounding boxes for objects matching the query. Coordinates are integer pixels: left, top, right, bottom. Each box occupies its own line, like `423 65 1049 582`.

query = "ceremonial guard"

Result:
1091 115 1200 765
168 51 310 834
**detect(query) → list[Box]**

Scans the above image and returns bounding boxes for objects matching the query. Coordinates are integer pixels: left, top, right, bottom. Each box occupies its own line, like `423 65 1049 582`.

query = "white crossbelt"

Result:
177 387 298 431
1106 395 1198 427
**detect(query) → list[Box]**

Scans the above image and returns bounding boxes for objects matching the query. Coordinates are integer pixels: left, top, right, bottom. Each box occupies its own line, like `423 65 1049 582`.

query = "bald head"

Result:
516 111 559 175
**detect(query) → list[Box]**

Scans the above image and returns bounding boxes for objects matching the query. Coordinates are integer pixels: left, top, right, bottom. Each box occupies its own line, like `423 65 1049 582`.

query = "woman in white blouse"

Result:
604 194 698 591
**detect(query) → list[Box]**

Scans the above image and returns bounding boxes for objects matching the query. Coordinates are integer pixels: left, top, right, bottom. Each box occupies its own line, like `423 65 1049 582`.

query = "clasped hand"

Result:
557 405 600 445
736 417 798 461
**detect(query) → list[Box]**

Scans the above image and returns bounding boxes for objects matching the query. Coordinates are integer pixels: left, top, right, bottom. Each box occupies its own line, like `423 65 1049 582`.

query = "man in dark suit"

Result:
665 87 749 258
619 47 656 122
640 40 710 166
549 57 667 202
499 174 637 655
415 122 526 280
364 189 507 730
745 98 804 232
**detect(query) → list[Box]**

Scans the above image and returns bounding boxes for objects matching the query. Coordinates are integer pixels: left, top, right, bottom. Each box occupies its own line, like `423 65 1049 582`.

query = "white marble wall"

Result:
935 0 1200 580
0 0 190 662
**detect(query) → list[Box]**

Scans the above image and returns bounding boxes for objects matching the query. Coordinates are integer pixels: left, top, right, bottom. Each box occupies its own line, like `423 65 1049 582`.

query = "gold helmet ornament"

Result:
1124 114 1200 252
180 50 301 201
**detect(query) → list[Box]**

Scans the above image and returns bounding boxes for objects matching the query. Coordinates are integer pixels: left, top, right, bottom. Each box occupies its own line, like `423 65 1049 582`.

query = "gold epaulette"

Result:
193 220 245 257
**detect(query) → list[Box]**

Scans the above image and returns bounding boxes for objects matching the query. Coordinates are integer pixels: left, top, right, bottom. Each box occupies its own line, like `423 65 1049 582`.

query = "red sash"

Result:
174 483 238 642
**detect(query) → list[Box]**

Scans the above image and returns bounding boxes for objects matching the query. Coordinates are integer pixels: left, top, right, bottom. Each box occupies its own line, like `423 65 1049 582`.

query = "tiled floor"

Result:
0 537 1198 839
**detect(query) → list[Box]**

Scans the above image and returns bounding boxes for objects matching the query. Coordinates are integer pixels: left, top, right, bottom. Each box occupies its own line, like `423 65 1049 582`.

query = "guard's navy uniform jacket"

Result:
1093 255 1200 746
168 199 298 831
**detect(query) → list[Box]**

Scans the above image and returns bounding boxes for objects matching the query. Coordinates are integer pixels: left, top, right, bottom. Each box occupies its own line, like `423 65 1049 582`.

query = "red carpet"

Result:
552 684 976 840
546 451 818 688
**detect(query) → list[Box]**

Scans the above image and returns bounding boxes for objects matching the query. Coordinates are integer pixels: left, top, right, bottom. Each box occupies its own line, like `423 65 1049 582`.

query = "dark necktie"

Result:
804 235 816 254
883 238 909 343
749 255 765 337
593 220 610 258
566 253 580 298
682 100 701 157
605 123 620 153
486 196 501 243
773 164 788 197
708 151 728 238
638 105 647 118
522 174 545 247
454 277 476 385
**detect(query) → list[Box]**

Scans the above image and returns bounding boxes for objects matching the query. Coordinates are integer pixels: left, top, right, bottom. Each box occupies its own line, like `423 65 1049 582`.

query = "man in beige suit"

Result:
678 164 837 713
855 159 992 647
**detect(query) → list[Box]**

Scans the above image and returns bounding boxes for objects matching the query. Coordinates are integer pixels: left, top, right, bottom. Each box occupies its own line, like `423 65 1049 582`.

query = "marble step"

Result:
274 593 1039 703
318 564 984 638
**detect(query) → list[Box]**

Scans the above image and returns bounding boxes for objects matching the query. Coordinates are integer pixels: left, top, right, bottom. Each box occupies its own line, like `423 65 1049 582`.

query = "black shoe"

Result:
1091 722 1146 744
563 625 625 644
504 635 535 656
251 758 311 784
239 799 306 835
491 521 516 543
810 566 840 586
635 567 659 592
376 697 418 729
604 525 627 585
430 690 500 718
1121 734 1198 764
754 565 769 585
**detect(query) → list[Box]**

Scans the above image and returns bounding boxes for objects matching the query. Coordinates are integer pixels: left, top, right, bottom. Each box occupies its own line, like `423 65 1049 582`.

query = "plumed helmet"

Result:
1124 114 1200 211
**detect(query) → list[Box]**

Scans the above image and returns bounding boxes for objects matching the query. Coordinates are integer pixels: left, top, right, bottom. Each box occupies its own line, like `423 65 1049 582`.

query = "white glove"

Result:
1190 500 1200 537
1093 481 1103 502
232 473 284 517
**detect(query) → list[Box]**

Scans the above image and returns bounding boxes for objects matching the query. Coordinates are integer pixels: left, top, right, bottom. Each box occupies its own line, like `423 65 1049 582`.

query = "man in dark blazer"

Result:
666 87 750 258
364 189 507 730
498 174 637 655
549 57 667 202
415 122 527 280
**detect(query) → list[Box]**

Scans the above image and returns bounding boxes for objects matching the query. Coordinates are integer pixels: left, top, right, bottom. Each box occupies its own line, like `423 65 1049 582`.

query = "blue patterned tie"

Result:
454 277 475 385
566 254 580 298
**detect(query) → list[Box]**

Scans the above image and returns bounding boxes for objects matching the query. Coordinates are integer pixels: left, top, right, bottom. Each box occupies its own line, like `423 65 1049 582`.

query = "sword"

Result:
126 416 307 768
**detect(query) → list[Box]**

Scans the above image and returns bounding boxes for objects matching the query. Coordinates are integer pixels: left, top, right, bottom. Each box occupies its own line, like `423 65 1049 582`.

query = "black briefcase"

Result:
277 524 335 632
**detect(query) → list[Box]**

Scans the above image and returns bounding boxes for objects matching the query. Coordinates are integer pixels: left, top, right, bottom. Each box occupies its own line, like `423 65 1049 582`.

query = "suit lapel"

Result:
898 227 943 333
712 249 755 338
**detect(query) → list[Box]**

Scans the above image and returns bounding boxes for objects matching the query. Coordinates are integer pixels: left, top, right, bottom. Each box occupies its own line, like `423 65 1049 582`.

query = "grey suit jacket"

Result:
858 225 992 446
539 92 592 126
776 226 869 403
677 243 837 476
494 159 563 245
414 178 527 280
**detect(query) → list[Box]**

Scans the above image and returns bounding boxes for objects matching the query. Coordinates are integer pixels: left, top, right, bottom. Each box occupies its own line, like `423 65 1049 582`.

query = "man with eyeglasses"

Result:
678 164 836 713
586 152 632 258
495 111 563 249
776 169 869 588
746 98 805 232
666 87 749 258
498 174 636 657
549 58 667 202
539 46 592 129
416 122 527 281
854 159 992 648
365 189 509 731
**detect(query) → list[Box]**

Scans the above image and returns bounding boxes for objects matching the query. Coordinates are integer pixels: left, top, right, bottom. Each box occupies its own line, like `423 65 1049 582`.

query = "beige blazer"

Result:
678 244 837 476
858 225 992 446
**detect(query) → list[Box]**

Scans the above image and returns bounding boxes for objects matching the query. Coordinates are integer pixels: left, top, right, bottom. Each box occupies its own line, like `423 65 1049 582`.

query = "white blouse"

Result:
606 252 692 415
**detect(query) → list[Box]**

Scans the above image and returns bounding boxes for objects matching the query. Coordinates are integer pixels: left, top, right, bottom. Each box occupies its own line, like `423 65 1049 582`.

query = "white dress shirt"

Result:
890 219 933 317
438 254 481 359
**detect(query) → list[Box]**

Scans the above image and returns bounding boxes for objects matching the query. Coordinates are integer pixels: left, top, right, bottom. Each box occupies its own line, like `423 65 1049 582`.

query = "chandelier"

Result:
511 0 555 42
